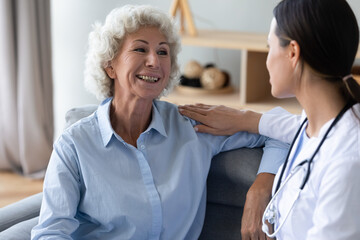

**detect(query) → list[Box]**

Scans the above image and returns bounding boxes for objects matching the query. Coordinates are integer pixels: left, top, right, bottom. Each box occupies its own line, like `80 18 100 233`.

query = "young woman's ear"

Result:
105 65 116 79
288 40 301 68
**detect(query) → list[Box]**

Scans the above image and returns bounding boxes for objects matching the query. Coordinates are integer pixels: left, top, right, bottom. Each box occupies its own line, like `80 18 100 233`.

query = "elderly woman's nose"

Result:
145 51 160 68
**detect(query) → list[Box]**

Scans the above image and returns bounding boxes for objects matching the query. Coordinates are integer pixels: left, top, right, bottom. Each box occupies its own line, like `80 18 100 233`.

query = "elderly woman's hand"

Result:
178 104 262 135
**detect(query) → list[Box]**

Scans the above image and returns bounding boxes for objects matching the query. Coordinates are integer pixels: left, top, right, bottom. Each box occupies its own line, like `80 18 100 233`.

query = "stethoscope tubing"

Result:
263 102 353 238
262 161 306 238
275 102 352 192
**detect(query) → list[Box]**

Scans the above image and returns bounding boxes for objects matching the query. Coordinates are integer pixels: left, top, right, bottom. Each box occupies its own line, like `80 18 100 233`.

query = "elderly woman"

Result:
31 5 288 240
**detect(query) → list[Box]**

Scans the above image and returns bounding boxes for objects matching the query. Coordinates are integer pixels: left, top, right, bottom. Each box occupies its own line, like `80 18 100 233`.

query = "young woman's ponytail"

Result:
345 66 360 104
344 76 360 104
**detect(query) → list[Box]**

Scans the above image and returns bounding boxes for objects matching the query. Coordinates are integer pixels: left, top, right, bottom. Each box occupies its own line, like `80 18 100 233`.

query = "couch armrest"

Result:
199 148 263 240
207 147 263 208
0 192 42 232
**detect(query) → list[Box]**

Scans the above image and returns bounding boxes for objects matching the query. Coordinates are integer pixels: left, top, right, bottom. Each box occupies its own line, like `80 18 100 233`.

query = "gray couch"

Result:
0 105 263 240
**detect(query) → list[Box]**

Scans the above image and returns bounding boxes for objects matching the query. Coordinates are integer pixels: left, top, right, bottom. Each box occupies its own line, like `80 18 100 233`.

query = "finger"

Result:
178 108 209 123
179 103 214 111
178 106 209 117
241 231 259 240
241 233 250 240
179 103 213 108
252 231 259 240
193 103 215 109
260 232 267 240
194 124 222 135
178 105 209 115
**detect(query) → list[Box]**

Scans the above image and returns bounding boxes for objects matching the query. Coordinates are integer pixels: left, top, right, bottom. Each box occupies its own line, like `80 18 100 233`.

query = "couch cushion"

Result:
207 148 262 207
199 203 243 240
0 192 42 231
0 217 38 240
64 104 97 129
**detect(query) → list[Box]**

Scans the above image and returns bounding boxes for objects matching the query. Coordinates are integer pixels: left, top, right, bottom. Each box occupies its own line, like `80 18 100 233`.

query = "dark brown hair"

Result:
274 0 360 104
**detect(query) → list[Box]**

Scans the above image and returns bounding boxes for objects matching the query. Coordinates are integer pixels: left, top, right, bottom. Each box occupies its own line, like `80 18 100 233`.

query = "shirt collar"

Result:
300 109 331 139
301 106 353 139
147 100 167 138
97 98 167 147
97 98 114 147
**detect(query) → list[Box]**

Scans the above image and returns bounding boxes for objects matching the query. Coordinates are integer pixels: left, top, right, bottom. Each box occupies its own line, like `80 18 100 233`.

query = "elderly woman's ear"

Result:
105 65 115 79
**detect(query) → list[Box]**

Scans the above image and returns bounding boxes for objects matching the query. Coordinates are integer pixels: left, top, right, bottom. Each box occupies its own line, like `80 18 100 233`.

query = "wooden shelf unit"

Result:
162 29 360 114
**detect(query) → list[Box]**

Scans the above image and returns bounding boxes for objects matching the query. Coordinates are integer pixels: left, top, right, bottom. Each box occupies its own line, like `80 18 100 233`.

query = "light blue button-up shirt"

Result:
32 98 288 240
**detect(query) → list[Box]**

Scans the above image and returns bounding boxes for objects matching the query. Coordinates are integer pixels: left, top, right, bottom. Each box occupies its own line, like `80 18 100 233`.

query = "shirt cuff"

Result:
257 135 290 175
257 145 288 174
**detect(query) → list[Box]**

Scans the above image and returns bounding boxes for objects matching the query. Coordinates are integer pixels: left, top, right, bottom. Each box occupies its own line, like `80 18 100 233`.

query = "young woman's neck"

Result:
296 70 346 138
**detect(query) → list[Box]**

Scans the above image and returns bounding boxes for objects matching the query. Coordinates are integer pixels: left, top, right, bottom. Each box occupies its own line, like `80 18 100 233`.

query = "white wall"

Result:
51 0 360 139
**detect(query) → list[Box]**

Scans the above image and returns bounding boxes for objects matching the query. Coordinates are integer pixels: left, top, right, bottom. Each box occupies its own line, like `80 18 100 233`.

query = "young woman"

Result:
179 0 360 239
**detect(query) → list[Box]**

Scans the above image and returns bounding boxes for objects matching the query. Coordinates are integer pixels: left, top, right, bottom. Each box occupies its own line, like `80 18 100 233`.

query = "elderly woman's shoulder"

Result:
154 100 179 112
154 100 192 120
55 107 98 144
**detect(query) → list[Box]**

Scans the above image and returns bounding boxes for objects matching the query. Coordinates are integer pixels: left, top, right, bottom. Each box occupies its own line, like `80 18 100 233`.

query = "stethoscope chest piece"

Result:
264 203 276 224
262 103 352 238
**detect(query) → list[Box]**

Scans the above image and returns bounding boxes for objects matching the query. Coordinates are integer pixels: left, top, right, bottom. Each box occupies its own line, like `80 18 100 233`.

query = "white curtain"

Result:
0 0 53 178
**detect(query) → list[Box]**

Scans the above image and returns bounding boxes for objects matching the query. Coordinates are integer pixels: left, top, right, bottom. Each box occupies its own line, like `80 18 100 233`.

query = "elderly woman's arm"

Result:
31 139 81 239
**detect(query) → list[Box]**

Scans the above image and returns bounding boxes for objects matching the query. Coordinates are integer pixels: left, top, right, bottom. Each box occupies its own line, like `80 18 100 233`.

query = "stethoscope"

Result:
262 103 352 238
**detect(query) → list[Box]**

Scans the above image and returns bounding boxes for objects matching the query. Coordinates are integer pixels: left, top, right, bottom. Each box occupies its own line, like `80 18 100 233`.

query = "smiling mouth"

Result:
137 75 160 83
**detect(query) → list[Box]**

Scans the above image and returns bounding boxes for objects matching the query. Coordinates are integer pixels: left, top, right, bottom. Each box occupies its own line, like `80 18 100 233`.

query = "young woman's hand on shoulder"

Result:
178 103 262 135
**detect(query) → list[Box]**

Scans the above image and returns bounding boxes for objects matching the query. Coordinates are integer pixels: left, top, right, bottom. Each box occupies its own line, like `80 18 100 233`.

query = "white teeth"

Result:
138 75 159 83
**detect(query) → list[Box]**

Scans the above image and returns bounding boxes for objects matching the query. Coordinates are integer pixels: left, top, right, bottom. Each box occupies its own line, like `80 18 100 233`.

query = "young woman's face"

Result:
107 26 171 101
266 18 296 98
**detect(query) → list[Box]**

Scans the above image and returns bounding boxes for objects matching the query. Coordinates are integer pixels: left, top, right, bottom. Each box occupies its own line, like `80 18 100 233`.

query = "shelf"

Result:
182 29 360 57
162 87 241 109
166 29 359 115
181 30 268 52
245 97 301 114
162 87 302 114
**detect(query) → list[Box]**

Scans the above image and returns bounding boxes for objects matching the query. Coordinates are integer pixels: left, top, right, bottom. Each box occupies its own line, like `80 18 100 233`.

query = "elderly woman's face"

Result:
106 26 171 101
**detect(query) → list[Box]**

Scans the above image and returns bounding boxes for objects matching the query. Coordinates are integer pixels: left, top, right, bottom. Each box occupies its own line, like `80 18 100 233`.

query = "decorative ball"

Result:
200 67 226 90
179 75 202 88
184 60 204 79
222 70 230 87
204 63 215 69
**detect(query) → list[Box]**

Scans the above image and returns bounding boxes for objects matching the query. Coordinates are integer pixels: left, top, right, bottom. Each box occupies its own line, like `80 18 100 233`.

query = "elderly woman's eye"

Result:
157 50 168 55
134 48 146 53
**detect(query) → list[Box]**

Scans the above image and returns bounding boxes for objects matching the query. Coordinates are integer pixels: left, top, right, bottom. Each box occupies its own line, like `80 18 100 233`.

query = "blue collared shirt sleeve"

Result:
222 132 289 175
191 118 289 175
31 135 81 239
258 136 289 174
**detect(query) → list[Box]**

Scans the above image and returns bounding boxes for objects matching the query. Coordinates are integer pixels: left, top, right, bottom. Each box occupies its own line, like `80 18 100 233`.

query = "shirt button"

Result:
140 145 145 150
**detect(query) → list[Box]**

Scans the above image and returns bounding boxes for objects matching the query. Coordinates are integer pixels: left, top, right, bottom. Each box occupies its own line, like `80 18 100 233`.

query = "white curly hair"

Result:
84 5 182 100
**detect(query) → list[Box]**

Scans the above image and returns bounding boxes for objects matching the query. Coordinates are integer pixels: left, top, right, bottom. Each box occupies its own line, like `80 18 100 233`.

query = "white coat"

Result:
259 104 360 240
